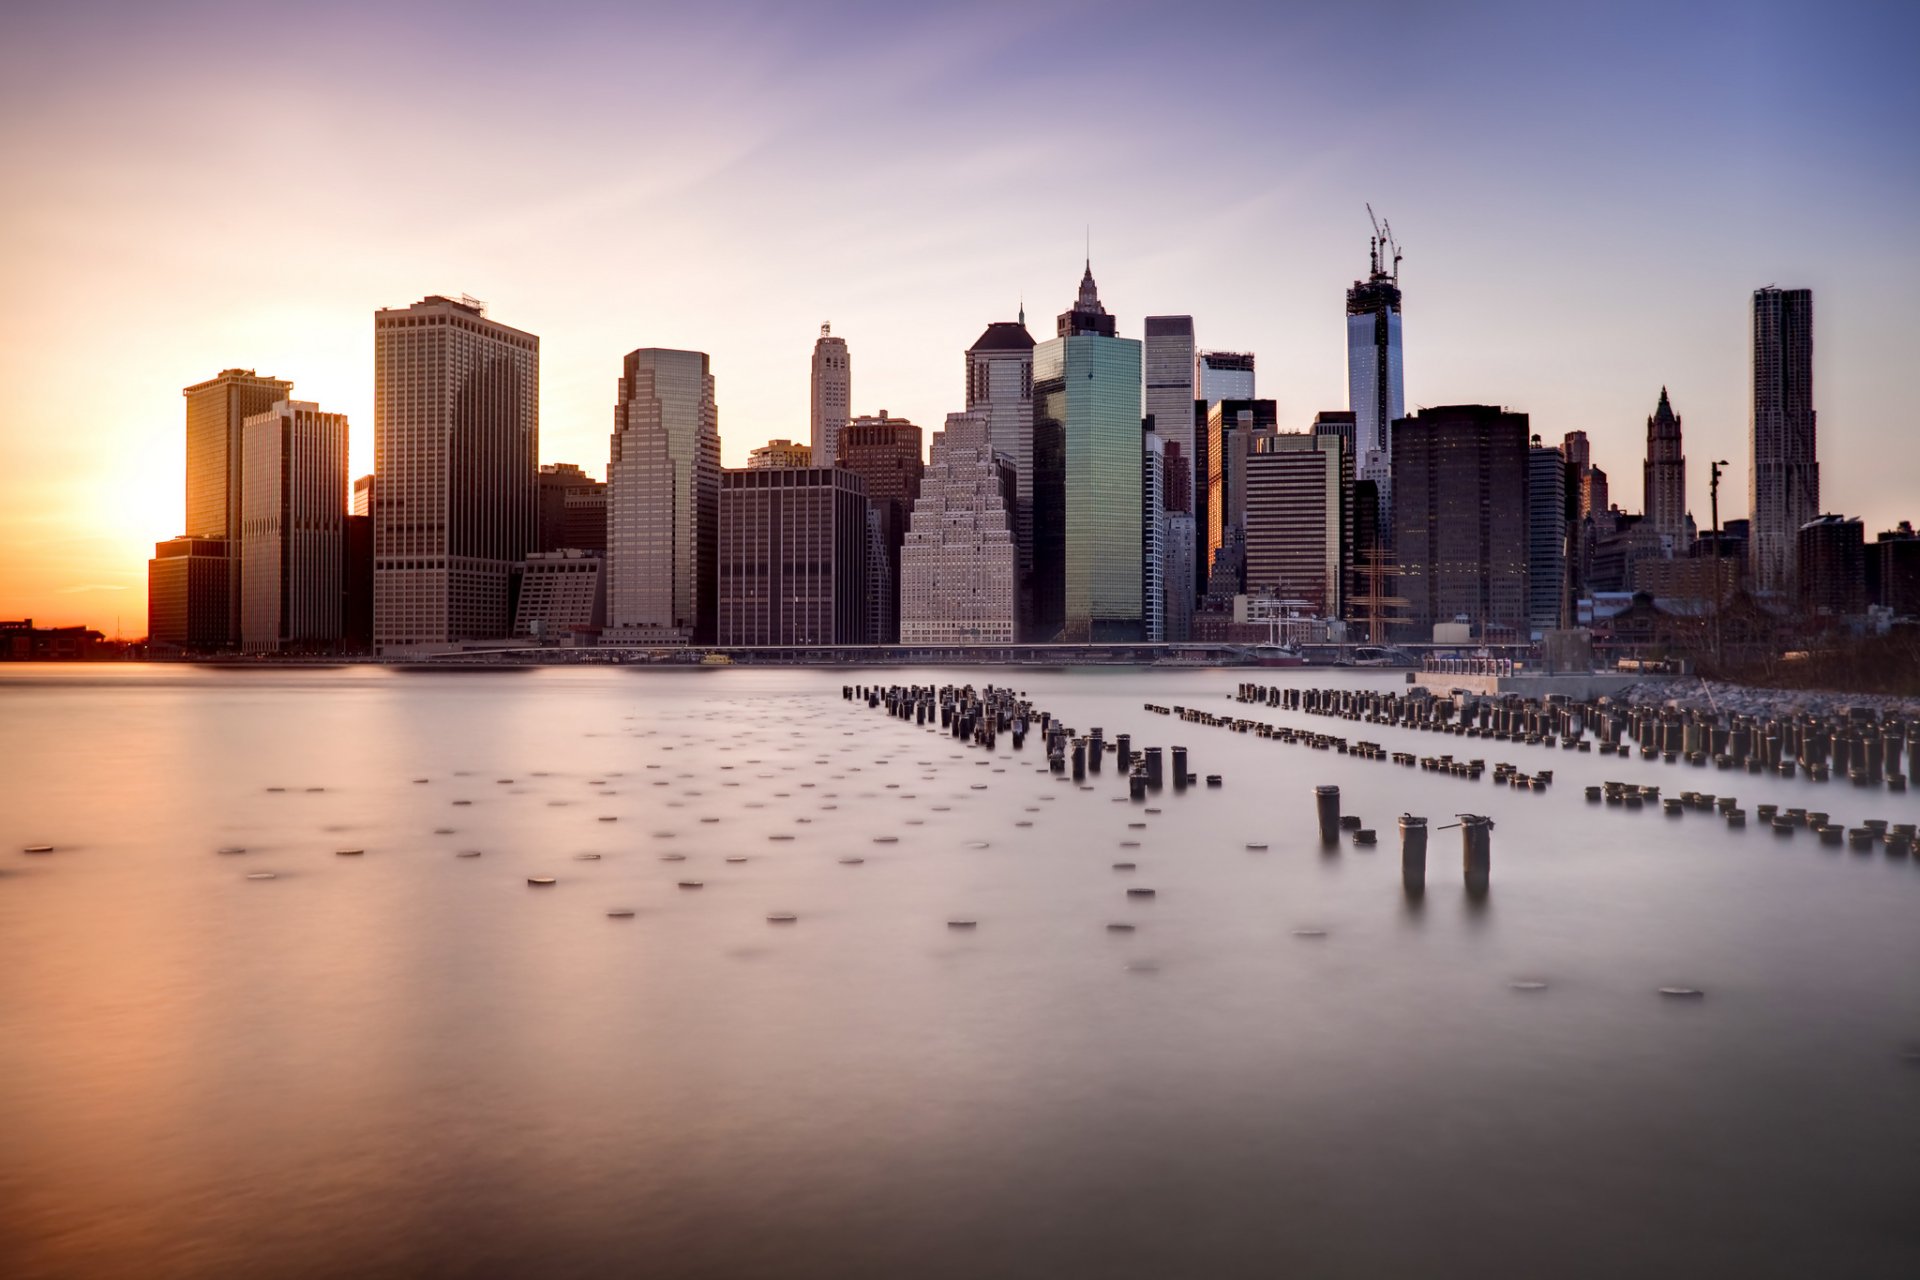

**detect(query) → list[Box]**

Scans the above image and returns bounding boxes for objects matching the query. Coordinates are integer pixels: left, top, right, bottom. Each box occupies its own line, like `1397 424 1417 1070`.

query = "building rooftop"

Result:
969 321 1035 353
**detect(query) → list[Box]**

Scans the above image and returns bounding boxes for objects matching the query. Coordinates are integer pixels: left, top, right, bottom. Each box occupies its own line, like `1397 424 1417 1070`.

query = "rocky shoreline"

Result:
1614 676 1920 720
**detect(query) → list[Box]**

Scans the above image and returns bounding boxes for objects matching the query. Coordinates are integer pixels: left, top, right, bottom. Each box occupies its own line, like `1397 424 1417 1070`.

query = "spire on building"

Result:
1057 261 1116 338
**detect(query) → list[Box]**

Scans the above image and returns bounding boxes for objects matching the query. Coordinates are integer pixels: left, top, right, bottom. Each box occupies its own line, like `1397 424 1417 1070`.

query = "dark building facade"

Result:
343 515 373 652
717 467 869 645
147 536 232 652
1390 405 1530 640
1203 397 1279 583
1797 515 1865 618
537 462 607 553
1869 523 1920 617
836 412 924 644
1750 287 1817 594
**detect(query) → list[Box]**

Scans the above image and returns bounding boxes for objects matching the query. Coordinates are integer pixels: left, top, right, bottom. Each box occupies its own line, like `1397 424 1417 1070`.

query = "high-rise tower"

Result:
1643 388 1687 554
965 314 1035 627
372 296 538 653
810 324 850 468
1750 287 1817 594
606 348 721 643
1347 215 1404 533
1031 262 1143 641
240 400 348 652
1144 316 1196 501
899 410 1018 644
182 367 293 644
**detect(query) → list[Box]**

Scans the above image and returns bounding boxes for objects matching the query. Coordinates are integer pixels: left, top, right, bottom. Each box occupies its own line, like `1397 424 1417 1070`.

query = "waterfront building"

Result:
1244 431 1348 616
1528 437 1568 632
240 400 348 652
606 348 720 644
1869 523 1920 617
1750 287 1817 594
717 466 868 645
372 295 538 653
183 367 294 644
1144 317 1197 509
1390 404 1529 640
1347 228 1405 532
1196 350 1255 406
147 536 232 652
1797 514 1865 618
1031 264 1144 641
838 411 924 644
864 509 891 644
1162 440 1196 642
1203 398 1279 582
351 473 375 518
810 324 851 467
1143 430 1167 641
899 410 1018 644
1644 388 1687 554
965 316 1036 623
747 439 813 469
537 463 607 553
343 514 372 652
512 549 605 639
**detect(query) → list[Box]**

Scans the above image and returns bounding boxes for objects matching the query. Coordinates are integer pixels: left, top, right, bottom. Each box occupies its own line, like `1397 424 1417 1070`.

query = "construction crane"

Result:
1366 203 1402 282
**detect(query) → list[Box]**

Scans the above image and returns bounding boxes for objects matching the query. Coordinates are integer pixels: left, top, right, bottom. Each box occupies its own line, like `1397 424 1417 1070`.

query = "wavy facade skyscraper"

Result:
1750 287 1817 594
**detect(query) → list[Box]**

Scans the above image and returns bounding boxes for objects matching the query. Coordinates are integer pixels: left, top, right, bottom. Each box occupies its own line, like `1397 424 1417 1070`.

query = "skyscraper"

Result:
183 367 293 644
717 466 868 645
1797 514 1864 618
1528 437 1568 632
837 411 924 644
606 348 720 643
536 462 607 553
1161 439 1196 642
1750 287 1817 594
372 296 538 653
1143 430 1167 642
1032 263 1144 641
810 324 850 468
1347 223 1405 531
1196 351 1255 405
1203 398 1279 581
899 410 1017 644
1643 388 1687 553
1391 405 1530 640
1144 316 1196 505
240 400 347 652
147 536 231 652
1244 432 1348 616
965 317 1036 622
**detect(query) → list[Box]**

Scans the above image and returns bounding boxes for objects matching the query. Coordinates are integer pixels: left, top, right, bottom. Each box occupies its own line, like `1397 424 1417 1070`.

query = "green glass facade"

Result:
1032 333 1143 641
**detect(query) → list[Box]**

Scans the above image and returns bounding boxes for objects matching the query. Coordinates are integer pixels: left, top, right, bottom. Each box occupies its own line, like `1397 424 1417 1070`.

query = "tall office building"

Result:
838 411 924 644
343 514 373 653
810 324 851 468
1203 398 1279 582
1584 466 1610 521
607 349 720 643
240 400 347 652
746 439 813 469
1391 405 1530 640
1163 441 1197 644
900 410 1018 644
372 296 538 653
1032 263 1144 641
1527 438 1568 632
1144 317 1197 508
1142 430 1168 642
1750 287 1817 594
1643 388 1687 553
965 317 1036 619
1797 515 1864 617
1244 432 1348 616
183 368 294 643
536 463 607 553
1196 351 1255 405
351 473 375 518
1347 227 1405 531
717 466 869 645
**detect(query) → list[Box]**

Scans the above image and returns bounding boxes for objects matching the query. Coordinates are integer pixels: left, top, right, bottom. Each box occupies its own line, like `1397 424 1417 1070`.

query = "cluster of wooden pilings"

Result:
1235 684 1912 791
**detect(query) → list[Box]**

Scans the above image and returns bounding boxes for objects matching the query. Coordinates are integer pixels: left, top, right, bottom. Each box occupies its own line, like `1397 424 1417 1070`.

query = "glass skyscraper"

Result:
1347 230 1404 532
1032 264 1143 642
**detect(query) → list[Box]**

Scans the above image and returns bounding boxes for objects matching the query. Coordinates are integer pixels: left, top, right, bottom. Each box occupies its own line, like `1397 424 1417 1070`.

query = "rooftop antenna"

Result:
1366 203 1382 276
821 322 831 338
1018 293 1025 327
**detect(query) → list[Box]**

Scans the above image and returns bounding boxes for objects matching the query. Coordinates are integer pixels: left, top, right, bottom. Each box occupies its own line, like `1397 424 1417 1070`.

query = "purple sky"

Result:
2 0 1915 626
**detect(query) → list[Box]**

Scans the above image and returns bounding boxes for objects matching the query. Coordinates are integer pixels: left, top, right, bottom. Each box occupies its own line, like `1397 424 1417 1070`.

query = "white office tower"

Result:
1196 350 1255 406
810 324 851 467
964 316 1036 609
900 410 1018 644
606 348 721 643
241 399 347 652
1144 317 1196 510
1142 430 1168 642
372 295 538 653
1347 220 1404 533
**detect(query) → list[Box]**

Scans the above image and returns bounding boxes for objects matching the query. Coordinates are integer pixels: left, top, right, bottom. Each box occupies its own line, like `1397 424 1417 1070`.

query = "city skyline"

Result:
2 0 1916 626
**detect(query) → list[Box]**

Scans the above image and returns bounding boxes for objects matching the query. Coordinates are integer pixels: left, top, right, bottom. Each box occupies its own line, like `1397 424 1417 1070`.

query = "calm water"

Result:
2 664 1917 1279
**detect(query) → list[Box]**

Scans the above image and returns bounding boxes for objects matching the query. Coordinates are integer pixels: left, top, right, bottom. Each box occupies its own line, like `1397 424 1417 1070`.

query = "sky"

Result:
2 0 1916 630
